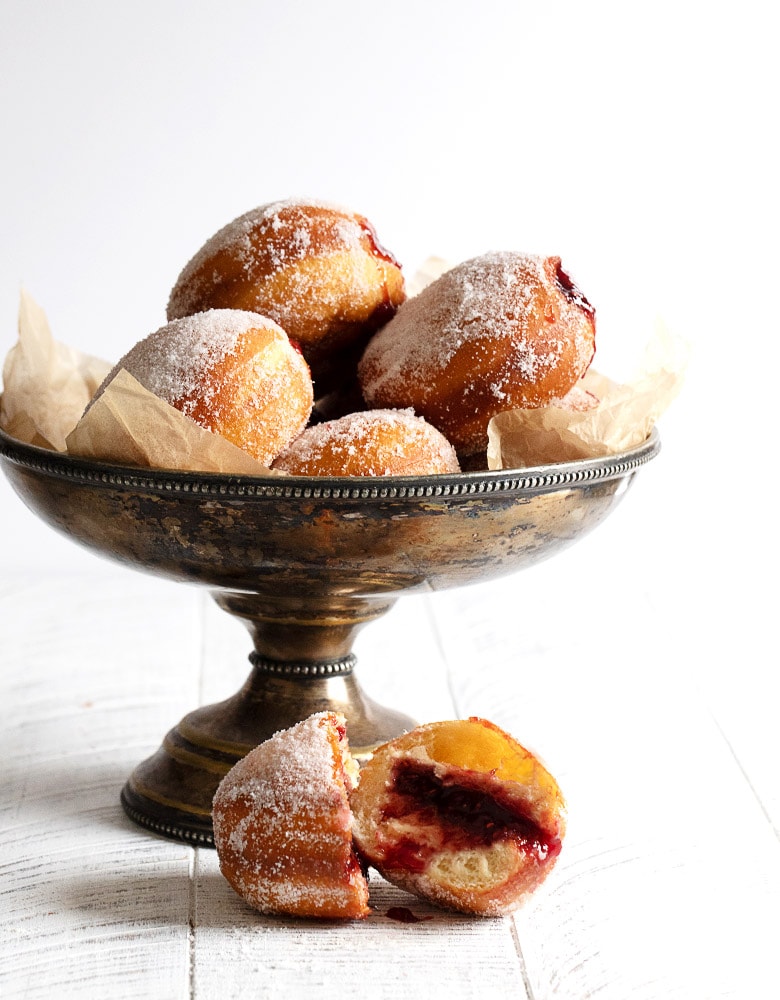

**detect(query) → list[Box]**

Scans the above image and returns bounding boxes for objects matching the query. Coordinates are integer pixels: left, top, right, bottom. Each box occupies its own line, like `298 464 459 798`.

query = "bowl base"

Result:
119 655 417 846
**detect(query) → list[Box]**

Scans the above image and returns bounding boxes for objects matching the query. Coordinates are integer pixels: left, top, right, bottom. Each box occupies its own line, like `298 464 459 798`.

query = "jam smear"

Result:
381 838 428 874
555 261 596 320
386 906 432 924
380 760 557 867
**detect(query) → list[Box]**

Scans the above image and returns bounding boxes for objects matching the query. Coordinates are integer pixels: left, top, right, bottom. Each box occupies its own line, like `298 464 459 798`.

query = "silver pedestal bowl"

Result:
0 426 660 845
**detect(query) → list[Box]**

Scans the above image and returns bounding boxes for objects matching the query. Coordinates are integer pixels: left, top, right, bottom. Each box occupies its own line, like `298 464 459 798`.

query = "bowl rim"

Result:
0 425 660 500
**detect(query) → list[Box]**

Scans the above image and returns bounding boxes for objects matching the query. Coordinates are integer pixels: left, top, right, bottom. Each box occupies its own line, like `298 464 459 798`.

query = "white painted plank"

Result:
645 582 780 839
192 585 529 1000
428 567 780 999
191 849 526 1000
352 594 459 725
3 561 777 1000
0 571 200 1000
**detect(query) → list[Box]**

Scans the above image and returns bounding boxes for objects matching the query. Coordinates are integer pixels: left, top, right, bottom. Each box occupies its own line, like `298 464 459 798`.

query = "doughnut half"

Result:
212 712 370 920
350 718 566 916
102 309 313 465
358 252 596 456
272 409 461 477
166 199 406 390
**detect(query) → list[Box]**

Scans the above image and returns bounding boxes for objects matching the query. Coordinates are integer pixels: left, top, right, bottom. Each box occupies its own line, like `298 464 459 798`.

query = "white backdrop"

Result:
1 0 777 659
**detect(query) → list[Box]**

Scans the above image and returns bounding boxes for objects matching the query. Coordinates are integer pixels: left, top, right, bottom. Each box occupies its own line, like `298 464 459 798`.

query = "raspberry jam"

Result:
555 262 596 320
358 216 401 268
386 906 432 924
379 760 558 870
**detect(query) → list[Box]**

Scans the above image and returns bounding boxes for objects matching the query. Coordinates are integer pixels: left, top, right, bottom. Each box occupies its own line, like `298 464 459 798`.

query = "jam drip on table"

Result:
386 905 432 923
378 759 558 872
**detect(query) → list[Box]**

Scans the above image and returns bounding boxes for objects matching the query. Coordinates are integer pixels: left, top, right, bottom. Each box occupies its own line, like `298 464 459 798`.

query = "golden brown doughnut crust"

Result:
101 309 313 466
350 718 566 916
272 408 461 477
212 712 370 920
358 252 596 456
166 199 406 391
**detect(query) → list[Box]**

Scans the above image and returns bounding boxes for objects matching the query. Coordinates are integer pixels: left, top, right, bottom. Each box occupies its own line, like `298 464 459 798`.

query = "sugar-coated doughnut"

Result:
358 252 596 457
99 309 313 466
553 381 600 412
350 718 566 916
212 712 370 920
272 409 461 477
166 199 406 391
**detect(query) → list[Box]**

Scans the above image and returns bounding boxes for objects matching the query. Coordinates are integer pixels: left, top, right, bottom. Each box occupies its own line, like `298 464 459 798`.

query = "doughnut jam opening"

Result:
377 759 560 873
554 260 596 320
356 215 401 268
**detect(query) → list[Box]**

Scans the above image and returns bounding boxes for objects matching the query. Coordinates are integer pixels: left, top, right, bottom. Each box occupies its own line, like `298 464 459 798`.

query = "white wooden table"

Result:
1 459 778 1000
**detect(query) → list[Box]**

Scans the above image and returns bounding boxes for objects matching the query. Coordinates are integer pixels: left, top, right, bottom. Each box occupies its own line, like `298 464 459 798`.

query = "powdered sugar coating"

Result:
165 200 406 394
358 252 596 455
272 408 461 477
212 712 369 919
109 309 268 406
102 308 313 465
169 200 367 303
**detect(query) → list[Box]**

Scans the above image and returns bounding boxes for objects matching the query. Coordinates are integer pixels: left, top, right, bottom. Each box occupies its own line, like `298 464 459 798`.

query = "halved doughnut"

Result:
212 712 370 920
350 718 566 916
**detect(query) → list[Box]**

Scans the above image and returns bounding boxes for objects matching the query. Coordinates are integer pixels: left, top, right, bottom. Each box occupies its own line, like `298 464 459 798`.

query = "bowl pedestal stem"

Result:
120 591 417 846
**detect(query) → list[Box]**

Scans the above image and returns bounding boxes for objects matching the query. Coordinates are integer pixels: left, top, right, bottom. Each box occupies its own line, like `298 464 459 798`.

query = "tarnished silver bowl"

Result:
0 426 660 844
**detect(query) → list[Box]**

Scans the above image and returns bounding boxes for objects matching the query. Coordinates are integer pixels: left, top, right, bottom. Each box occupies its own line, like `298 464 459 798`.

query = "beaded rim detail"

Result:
0 428 660 500
120 789 214 847
249 653 357 677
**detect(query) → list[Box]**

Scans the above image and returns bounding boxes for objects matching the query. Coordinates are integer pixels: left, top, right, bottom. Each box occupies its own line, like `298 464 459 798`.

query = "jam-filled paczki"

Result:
212 715 565 918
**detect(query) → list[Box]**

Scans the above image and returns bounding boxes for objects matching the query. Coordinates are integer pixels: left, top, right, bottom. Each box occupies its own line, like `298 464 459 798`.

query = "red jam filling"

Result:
355 215 403 330
378 760 558 871
555 261 595 320
358 216 401 268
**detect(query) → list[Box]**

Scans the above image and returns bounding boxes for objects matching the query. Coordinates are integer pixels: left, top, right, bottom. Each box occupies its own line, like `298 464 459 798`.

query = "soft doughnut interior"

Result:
350 718 566 915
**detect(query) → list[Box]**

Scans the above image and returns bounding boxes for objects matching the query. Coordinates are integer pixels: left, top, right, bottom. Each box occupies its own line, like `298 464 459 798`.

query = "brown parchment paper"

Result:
2 287 683 477
0 288 112 450
486 322 688 469
406 259 686 469
1 292 277 475
66 369 276 475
